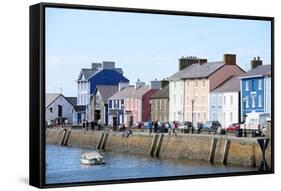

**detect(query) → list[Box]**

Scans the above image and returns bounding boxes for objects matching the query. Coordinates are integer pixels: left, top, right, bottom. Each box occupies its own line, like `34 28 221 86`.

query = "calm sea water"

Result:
46 144 256 184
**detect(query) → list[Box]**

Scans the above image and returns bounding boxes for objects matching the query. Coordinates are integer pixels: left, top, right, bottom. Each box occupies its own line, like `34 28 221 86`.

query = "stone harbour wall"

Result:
45 128 271 168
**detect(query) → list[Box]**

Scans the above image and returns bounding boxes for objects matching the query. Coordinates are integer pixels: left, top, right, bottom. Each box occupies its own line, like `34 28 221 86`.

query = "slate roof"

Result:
240 65 271 78
95 85 119 103
79 68 99 80
74 105 86 112
168 61 224 80
65 97 77 106
109 86 136 99
109 85 151 99
151 86 169 99
45 93 61 107
135 86 151 99
212 76 240 93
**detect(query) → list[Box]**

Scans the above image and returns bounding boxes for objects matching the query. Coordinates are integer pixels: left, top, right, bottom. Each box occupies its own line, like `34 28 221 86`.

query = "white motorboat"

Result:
80 152 106 165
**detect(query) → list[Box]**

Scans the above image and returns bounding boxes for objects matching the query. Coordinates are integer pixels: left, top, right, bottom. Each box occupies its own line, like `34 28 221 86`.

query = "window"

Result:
245 81 249 91
203 112 206 121
202 80 205 87
155 100 158 110
196 80 198 87
180 95 183 105
224 96 226 106
230 95 233 105
174 95 176 105
202 96 205 104
174 81 176 89
245 96 249 108
49 107 53 113
197 113 200 121
258 94 262 107
251 94 256 108
186 96 189 104
218 95 222 106
258 79 262 90
230 112 233 122
174 112 176 120
187 81 189 87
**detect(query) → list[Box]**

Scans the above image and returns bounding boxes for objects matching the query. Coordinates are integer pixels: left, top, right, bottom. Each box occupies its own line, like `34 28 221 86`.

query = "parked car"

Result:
226 123 241 132
178 121 193 129
201 121 221 131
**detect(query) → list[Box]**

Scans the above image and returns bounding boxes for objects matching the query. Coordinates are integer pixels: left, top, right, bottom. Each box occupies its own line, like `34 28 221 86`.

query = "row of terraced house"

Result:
45 54 271 129
153 54 271 128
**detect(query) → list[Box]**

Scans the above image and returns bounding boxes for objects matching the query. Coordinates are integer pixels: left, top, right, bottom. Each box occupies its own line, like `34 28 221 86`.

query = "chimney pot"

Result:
251 56 262 69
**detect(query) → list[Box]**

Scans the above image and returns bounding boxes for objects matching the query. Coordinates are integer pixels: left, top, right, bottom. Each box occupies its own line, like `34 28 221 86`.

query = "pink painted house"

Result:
124 86 158 126
169 54 245 125
109 81 159 127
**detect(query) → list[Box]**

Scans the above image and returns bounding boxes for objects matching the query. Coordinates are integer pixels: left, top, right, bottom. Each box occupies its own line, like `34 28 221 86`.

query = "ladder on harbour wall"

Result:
150 133 164 158
96 131 109 149
58 128 71 146
209 137 231 164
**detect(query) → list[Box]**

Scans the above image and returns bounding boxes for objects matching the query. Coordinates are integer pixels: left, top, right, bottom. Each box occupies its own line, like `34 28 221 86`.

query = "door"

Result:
58 105 62 117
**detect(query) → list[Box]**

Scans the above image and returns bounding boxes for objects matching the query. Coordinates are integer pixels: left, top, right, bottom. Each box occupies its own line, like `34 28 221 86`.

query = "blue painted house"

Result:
75 61 129 122
240 64 271 119
87 62 129 122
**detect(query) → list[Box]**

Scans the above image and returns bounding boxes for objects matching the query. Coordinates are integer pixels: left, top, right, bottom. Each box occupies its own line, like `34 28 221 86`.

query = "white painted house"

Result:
209 76 241 128
45 93 74 124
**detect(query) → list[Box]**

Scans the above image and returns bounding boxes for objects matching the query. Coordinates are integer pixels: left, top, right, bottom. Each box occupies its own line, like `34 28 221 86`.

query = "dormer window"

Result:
49 107 53 113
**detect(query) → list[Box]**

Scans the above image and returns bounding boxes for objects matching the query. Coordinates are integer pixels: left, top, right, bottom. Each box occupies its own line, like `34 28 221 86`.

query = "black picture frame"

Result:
29 2 274 188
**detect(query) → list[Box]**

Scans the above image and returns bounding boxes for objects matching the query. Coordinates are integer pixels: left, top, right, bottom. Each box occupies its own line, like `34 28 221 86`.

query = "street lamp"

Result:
242 97 248 137
191 98 194 134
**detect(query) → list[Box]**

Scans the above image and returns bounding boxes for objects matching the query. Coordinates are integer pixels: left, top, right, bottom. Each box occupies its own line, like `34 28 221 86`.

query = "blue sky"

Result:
46 7 271 97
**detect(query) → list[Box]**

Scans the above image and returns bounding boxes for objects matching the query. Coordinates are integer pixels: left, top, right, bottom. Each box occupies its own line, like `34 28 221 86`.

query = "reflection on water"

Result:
46 144 256 184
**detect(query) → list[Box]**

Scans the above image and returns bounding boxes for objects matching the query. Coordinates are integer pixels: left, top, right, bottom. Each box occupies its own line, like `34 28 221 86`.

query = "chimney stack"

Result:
118 82 129 91
91 62 102 70
150 79 161 89
179 56 207 70
251 56 262 69
136 79 145 89
161 79 169 88
102 61 115 69
223 54 236 65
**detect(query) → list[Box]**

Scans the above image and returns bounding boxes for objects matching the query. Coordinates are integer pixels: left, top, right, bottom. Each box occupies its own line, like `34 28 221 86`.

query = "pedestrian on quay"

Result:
90 121 95 130
148 120 153 134
86 121 89 131
82 121 86 130
153 121 158 133
172 121 177 136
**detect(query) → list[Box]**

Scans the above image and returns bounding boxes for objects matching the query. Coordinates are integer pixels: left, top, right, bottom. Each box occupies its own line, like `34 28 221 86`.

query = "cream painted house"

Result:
169 80 184 122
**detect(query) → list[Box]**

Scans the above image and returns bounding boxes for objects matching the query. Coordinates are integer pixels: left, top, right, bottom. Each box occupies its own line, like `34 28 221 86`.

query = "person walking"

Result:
148 120 153 134
86 121 89 131
90 121 95 130
153 121 158 133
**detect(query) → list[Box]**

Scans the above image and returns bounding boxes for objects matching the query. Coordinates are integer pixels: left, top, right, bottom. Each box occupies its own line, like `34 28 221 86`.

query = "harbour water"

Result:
46 144 257 184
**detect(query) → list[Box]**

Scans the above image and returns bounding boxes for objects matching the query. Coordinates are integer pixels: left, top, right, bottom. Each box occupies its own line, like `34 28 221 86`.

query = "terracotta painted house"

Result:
168 54 245 126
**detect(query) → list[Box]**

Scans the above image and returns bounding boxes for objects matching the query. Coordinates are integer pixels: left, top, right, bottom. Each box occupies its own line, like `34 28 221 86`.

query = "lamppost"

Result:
242 97 248 137
191 98 194 134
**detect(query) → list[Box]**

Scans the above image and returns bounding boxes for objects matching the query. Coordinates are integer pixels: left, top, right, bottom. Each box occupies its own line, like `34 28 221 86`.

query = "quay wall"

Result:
46 128 271 167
